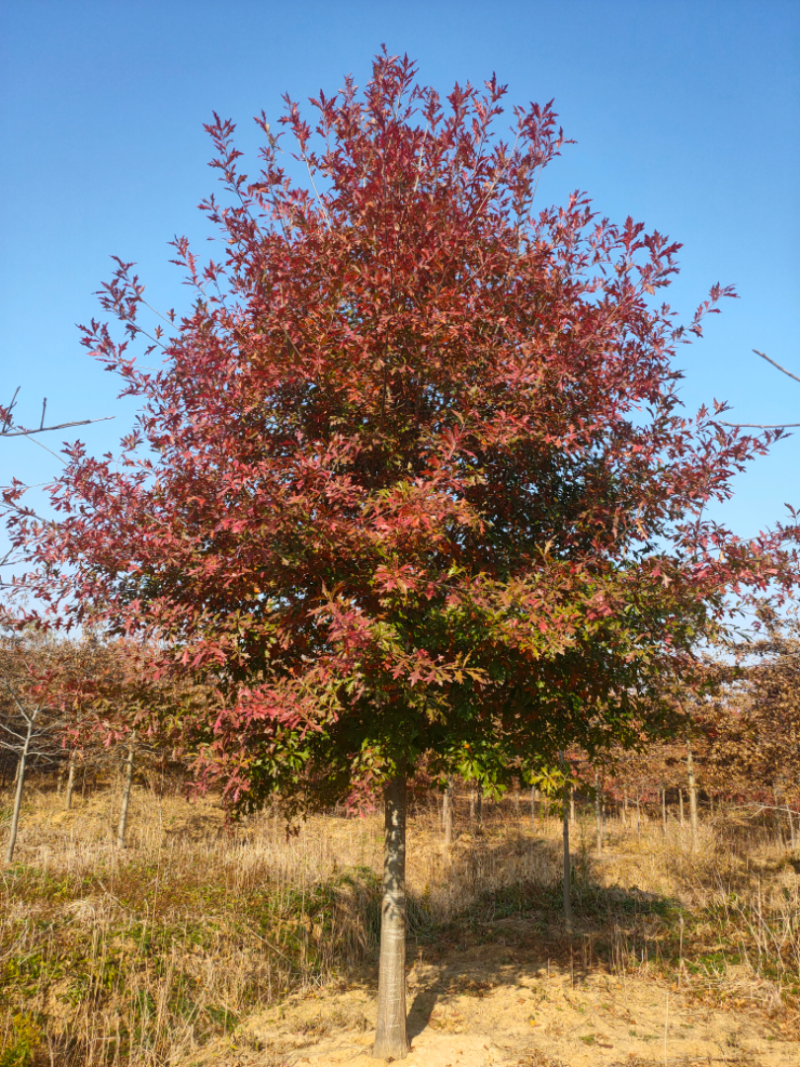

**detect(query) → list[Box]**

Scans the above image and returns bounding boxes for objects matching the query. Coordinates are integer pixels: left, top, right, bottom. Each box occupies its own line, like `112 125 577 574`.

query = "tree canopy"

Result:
4 52 787 809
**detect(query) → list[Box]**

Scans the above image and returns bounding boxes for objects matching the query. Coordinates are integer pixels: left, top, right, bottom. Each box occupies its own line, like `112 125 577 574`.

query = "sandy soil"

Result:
180 942 800 1067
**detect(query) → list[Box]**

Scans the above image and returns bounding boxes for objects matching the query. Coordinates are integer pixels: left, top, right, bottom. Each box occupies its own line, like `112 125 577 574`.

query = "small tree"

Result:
0 630 66 863
4 53 792 1057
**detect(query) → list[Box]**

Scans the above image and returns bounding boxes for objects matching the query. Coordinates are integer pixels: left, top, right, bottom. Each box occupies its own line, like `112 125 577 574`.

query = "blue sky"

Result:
1 0 798 543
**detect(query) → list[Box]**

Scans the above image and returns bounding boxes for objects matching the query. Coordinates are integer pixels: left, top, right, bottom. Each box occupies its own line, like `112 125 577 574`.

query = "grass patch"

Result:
2 782 800 1062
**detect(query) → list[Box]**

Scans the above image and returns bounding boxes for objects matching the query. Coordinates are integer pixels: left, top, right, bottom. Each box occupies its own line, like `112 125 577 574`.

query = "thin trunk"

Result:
787 798 796 850
117 734 136 849
636 796 641 844
64 752 76 811
687 744 699 852
678 788 685 828
469 783 483 835
623 793 628 829
442 777 454 847
6 725 32 864
595 770 603 856
661 787 667 836
773 786 784 848
475 788 482 833
373 775 409 1059
561 760 572 933
530 785 537 833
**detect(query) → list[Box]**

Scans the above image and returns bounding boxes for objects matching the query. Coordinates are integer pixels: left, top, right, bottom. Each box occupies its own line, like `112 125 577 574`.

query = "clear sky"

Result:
1 0 798 545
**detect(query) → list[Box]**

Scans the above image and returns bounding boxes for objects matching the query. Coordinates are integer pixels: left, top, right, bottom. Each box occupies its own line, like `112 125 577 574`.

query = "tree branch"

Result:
754 349 800 385
1 416 114 438
718 351 800 426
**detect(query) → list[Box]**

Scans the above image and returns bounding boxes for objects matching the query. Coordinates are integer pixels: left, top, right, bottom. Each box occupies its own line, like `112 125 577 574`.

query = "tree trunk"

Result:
561 764 572 933
678 788 684 828
64 752 77 811
5 724 32 864
595 770 603 856
470 782 482 835
117 734 136 849
374 775 409 1059
686 744 699 852
442 777 454 846
773 786 783 847
661 787 667 835
636 795 641 844
530 785 537 833
475 787 482 833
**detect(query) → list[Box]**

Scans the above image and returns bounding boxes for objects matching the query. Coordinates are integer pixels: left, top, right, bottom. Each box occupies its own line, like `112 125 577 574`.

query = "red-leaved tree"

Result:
4 52 793 1057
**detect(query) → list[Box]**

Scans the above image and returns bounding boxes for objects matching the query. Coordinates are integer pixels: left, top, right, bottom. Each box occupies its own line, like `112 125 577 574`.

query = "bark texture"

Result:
373 776 409 1059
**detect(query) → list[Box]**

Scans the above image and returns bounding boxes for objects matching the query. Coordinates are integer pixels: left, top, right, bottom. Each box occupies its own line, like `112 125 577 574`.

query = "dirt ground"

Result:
181 942 800 1067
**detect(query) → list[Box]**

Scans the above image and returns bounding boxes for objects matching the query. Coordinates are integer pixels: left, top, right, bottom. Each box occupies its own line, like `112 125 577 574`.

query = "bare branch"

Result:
718 351 800 427
1 386 113 440
718 422 800 428
1 415 114 438
754 349 800 385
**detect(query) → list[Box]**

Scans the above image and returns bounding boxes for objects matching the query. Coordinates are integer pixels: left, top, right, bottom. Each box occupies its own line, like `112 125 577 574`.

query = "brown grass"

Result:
1 780 798 1065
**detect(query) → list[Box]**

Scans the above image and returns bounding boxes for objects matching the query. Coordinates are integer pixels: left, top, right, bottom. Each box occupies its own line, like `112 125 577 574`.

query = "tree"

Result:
3 52 792 1058
0 629 68 863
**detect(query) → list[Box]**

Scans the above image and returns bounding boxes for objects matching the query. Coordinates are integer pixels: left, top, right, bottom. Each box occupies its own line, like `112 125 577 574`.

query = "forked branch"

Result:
1 388 112 439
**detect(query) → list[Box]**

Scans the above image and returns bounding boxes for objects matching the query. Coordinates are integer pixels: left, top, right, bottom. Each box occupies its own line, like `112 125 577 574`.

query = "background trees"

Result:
3 53 794 1058
0 629 68 862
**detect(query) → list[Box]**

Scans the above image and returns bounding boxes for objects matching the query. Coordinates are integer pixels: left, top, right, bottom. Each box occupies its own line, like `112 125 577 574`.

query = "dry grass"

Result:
1 780 798 1065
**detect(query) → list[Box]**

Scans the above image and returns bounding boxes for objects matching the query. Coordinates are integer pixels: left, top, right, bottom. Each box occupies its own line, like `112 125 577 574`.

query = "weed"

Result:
0 1013 41 1067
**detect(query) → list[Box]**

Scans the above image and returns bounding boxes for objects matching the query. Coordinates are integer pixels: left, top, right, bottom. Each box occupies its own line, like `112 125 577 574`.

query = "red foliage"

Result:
3 52 794 808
